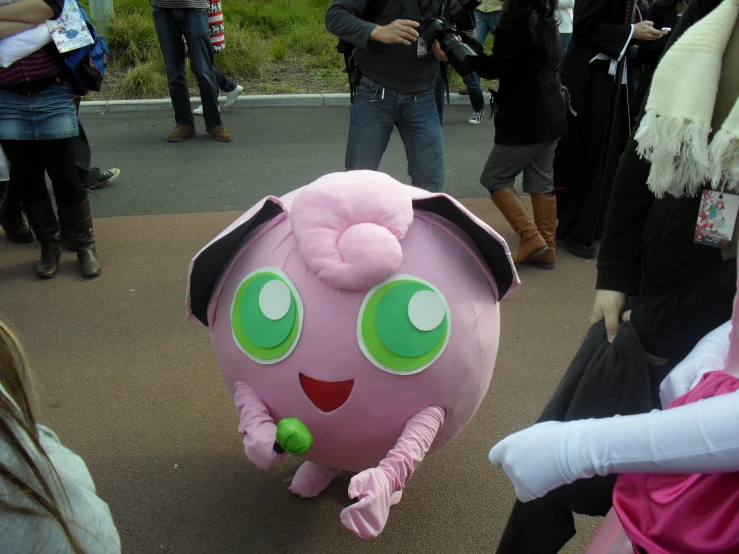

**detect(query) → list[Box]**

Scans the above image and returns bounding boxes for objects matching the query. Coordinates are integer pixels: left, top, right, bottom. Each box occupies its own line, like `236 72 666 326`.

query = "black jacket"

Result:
471 10 568 145
630 0 684 115
596 0 734 361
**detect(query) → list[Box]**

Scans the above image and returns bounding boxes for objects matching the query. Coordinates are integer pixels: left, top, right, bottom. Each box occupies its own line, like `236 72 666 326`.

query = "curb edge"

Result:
78 93 477 113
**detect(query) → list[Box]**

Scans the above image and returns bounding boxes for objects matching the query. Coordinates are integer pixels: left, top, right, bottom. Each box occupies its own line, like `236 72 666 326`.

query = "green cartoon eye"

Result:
357 275 451 375
231 268 303 364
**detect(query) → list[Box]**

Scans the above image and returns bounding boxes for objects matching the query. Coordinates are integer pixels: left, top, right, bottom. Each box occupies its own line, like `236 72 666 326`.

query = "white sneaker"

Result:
193 105 220 116
225 84 243 109
469 109 485 124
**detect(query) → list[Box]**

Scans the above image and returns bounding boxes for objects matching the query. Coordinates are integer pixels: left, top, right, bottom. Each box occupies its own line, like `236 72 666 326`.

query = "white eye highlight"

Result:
408 290 446 332
259 279 292 321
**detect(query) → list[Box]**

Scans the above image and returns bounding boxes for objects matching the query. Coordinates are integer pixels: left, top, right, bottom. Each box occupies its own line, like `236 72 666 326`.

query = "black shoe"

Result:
555 235 598 259
86 168 120 191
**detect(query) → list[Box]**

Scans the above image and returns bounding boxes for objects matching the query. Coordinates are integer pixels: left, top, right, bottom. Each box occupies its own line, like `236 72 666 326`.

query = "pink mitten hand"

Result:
233 381 286 470
340 405 445 539
340 467 398 539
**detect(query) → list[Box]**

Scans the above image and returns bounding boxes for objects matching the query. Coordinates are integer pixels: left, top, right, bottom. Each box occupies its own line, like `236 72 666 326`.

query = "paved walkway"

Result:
0 106 599 553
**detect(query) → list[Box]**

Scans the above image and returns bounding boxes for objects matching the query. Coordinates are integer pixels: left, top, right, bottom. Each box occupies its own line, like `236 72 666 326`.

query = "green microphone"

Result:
273 418 314 456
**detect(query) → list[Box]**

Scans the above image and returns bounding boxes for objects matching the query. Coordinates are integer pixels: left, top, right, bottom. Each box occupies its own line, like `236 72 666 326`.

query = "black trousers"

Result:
0 119 97 209
1 138 86 207
495 320 674 554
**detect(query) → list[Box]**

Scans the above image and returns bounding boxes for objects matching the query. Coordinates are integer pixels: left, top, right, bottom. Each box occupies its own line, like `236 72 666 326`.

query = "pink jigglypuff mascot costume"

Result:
186 171 519 539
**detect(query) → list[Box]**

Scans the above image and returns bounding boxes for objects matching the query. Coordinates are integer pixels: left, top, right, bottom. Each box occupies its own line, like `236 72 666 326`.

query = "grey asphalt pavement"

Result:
81 104 522 218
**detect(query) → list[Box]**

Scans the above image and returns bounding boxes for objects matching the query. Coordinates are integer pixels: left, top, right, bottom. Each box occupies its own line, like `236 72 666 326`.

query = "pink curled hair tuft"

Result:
289 171 414 290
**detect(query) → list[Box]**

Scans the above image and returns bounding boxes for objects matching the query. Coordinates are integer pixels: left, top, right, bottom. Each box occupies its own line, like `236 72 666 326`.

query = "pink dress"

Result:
612 371 739 554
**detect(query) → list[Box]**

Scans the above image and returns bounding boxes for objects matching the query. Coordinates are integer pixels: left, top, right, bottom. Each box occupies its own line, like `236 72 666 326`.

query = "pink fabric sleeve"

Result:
233 381 287 471
340 406 445 539
377 406 445 487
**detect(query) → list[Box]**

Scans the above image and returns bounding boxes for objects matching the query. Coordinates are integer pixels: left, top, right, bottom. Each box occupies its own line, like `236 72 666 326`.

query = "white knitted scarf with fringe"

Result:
634 0 739 197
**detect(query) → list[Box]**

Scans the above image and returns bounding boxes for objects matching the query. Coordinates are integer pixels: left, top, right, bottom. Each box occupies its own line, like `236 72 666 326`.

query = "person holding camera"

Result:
325 0 477 192
434 0 568 268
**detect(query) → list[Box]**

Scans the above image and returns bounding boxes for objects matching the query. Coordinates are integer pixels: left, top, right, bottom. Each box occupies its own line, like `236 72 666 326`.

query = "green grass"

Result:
80 0 493 98
75 0 339 97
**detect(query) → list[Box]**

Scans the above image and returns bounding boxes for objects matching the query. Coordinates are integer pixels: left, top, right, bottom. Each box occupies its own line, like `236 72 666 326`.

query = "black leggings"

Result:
1 138 86 207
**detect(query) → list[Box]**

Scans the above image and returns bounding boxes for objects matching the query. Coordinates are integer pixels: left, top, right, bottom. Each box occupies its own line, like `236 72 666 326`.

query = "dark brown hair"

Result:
0 320 86 554
501 0 558 38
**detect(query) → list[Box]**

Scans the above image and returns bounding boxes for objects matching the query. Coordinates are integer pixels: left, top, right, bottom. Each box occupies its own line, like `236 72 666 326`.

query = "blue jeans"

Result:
561 32 572 55
461 10 500 112
475 9 500 42
346 77 444 192
214 68 237 93
152 6 221 127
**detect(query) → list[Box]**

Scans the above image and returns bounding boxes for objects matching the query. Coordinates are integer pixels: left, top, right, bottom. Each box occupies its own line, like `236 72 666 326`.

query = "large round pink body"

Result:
208 198 502 473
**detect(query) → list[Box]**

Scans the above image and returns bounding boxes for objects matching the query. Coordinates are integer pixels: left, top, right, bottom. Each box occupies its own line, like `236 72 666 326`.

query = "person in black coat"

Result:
629 0 689 121
434 0 568 269
494 0 735 551
552 0 667 259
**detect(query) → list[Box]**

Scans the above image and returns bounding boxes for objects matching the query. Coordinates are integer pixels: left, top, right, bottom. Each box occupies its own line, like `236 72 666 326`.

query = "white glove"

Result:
489 389 739 502
659 320 731 409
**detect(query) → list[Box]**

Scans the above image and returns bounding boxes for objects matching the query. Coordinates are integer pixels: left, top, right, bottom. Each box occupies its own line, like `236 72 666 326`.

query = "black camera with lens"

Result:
418 0 482 74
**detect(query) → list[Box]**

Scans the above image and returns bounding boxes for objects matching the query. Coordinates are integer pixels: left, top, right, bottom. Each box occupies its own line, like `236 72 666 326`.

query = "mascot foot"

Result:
340 468 401 539
289 461 341 498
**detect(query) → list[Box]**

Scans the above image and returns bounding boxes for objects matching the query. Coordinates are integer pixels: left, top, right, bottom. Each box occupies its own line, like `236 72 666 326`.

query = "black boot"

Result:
0 181 33 244
23 197 61 278
56 208 74 251
57 197 101 278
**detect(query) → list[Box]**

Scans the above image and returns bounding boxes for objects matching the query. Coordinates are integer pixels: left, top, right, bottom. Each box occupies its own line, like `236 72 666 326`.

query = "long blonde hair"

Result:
0 320 86 554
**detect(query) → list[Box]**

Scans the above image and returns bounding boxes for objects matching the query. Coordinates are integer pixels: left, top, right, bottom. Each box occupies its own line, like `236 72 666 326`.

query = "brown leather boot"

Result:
23 197 61 278
491 188 547 263
207 124 232 143
167 124 196 143
530 193 558 269
57 197 101 278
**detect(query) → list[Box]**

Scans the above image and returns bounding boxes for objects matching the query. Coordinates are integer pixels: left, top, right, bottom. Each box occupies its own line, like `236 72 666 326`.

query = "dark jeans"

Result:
75 120 100 188
1 139 87 207
214 67 237 93
561 32 572 55
346 76 444 193
456 9 494 113
435 62 486 121
152 6 221 128
462 71 485 112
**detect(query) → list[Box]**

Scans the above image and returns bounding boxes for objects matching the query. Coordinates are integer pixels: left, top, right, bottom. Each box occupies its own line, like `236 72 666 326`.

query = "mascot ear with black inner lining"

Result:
188 199 284 327
412 196 516 300
187 193 516 328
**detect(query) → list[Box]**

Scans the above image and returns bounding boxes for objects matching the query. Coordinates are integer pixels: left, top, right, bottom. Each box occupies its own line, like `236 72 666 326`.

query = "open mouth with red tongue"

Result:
299 373 354 413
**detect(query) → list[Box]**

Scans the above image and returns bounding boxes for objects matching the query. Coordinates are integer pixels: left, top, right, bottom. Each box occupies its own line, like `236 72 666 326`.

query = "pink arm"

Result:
233 381 286 470
378 405 445 489
341 406 445 539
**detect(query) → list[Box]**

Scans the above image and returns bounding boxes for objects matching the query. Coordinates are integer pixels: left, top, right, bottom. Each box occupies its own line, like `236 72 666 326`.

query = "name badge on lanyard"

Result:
694 189 739 257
